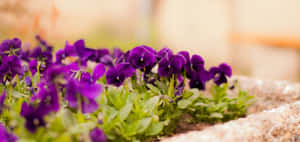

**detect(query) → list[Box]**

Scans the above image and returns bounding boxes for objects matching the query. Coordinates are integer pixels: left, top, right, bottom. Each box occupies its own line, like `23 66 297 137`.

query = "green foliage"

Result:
177 84 254 123
100 87 164 142
0 69 254 142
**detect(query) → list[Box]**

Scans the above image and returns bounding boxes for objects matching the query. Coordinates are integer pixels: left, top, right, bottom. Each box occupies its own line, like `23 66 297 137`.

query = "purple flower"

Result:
128 45 156 69
189 70 210 90
80 63 105 84
20 103 46 132
24 76 32 87
88 49 110 62
64 41 77 56
0 91 6 114
31 83 60 114
74 40 92 59
0 55 23 83
175 76 185 97
90 127 106 142
30 46 53 64
55 49 66 64
100 55 114 67
209 63 232 85
157 47 173 60
106 63 135 87
0 123 18 142
66 79 102 113
43 65 67 84
63 40 93 66
19 49 30 62
115 51 130 64
158 54 185 77
35 35 53 52
0 38 21 56
28 59 37 75
112 48 123 58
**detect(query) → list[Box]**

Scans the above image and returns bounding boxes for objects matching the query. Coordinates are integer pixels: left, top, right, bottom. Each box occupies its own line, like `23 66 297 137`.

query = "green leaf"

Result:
56 133 71 142
143 96 160 114
103 105 118 123
209 112 223 119
136 117 152 134
119 102 132 121
147 84 161 95
61 109 77 128
178 100 192 109
167 75 175 97
145 122 164 136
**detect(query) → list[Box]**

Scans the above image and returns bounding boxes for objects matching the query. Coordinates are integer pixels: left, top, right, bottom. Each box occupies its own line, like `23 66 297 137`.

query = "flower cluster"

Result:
0 37 233 142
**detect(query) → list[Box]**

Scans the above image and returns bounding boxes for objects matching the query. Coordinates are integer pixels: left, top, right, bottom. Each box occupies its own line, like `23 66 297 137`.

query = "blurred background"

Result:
1 0 300 81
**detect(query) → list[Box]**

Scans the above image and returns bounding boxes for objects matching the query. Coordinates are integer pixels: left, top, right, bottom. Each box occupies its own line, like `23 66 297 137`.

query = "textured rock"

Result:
163 76 300 142
163 101 300 142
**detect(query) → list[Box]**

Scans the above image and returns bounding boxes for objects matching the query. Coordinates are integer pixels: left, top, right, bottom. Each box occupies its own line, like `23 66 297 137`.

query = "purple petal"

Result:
92 63 106 82
81 98 98 114
79 83 102 99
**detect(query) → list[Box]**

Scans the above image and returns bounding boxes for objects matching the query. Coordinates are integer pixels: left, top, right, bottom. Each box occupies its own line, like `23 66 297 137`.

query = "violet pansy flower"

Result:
0 38 21 56
0 55 23 83
66 79 102 113
189 70 210 90
90 127 106 142
31 83 60 114
20 102 46 132
0 123 18 142
158 54 185 77
80 63 106 84
209 63 232 86
106 63 135 87
128 45 156 70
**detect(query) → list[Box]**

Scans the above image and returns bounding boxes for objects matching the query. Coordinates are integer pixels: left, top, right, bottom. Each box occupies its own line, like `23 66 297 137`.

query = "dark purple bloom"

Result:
80 63 105 84
0 91 6 114
112 48 123 58
90 127 106 142
63 40 93 66
0 123 18 142
30 46 53 71
74 40 92 59
209 63 232 85
175 75 184 96
31 83 60 114
19 49 30 62
88 49 110 62
100 55 113 67
115 51 130 64
157 47 173 60
106 63 135 87
189 70 210 90
35 35 53 52
43 65 67 85
128 45 156 69
55 49 66 64
64 41 77 56
24 76 32 87
0 55 23 83
0 38 21 56
30 46 53 64
66 79 102 113
20 103 46 132
158 54 185 77
29 59 37 75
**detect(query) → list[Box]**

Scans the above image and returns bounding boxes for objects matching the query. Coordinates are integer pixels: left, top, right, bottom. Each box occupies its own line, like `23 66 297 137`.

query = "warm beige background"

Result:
1 0 300 81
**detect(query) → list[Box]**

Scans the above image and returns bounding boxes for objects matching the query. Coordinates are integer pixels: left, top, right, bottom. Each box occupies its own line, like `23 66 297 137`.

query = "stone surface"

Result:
163 101 300 142
163 76 300 142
